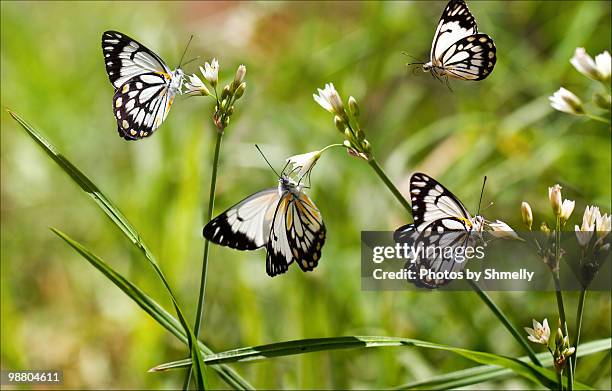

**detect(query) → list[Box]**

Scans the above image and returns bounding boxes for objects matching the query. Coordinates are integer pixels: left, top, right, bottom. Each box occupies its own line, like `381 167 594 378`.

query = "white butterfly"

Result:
420 0 497 82
102 30 184 140
395 172 488 288
203 171 326 277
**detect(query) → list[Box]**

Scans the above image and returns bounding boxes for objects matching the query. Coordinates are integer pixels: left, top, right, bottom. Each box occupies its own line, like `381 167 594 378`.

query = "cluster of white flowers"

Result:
549 47 611 120
184 58 247 129
575 205 611 247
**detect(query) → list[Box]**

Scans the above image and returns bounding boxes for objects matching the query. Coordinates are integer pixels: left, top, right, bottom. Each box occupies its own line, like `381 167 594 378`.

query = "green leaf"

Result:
8 110 209 389
395 338 611 390
51 229 252 390
150 336 605 389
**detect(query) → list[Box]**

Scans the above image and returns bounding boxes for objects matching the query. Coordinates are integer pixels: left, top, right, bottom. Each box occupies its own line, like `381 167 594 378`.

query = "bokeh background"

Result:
1 1 611 389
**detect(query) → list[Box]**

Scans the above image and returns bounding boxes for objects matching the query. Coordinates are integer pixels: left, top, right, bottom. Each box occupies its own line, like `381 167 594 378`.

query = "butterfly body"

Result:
102 31 184 140
420 0 496 82
203 174 326 277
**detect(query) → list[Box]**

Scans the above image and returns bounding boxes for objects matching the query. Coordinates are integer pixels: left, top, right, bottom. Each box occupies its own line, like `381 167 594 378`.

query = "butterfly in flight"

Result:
203 154 326 277
102 30 185 140
413 0 497 84
394 172 490 288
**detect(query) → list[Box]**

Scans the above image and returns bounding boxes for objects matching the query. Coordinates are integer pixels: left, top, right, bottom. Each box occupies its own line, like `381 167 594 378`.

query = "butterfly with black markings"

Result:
417 0 497 82
203 156 326 277
102 30 184 140
395 173 492 288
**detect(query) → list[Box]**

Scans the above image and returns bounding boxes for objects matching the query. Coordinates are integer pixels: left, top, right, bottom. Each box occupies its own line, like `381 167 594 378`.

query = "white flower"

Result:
595 51 611 82
548 184 563 216
286 150 322 178
571 48 601 81
575 224 593 247
549 88 584 115
200 58 219 87
560 199 575 223
184 74 210 96
488 220 521 240
524 318 550 345
596 213 611 239
313 83 344 115
583 205 601 228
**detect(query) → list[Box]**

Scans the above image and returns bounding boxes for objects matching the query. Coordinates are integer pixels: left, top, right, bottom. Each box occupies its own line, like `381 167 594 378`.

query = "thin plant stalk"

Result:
185 129 224 390
469 280 543 367
573 289 587 374
367 159 543 367
553 216 573 390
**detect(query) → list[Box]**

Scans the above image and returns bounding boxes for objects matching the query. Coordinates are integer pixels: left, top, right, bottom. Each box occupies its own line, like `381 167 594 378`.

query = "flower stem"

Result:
365 158 542 367
557 369 563 391
553 216 573 390
468 280 543 366
184 129 224 390
572 289 587 374
367 158 412 215
584 113 611 124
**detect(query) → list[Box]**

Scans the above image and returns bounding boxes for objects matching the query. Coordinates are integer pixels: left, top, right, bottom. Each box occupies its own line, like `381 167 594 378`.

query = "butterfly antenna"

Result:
177 34 194 69
182 55 200 67
255 144 281 178
477 176 487 216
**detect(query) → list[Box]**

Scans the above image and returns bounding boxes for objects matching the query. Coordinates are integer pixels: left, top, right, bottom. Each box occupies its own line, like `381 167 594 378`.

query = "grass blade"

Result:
150 336 606 389
51 228 252 390
394 338 611 390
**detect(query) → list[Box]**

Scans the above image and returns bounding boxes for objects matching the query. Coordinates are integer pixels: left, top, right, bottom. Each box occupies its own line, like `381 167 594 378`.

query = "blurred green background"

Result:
1 1 611 389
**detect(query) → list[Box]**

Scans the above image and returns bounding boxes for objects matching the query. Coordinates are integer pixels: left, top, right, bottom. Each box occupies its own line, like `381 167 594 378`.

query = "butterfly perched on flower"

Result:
203 152 326 277
102 30 184 140
416 0 497 82
395 173 515 288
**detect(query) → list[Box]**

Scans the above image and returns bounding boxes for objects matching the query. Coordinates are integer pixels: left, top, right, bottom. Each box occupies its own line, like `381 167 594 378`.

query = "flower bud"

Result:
344 129 352 139
221 85 231 100
549 88 584 115
540 222 551 235
334 115 346 133
348 96 359 117
234 82 246 100
355 129 365 142
549 185 563 217
227 106 234 116
521 202 533 230
555 327 564 346
594 93 611 110
234 64 246 85
560 199 575 224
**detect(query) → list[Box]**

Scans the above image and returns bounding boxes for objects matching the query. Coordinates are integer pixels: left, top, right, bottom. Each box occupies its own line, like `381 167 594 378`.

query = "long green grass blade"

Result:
150 336 605 389
394 338 611 390
9 110 207 389
51 229 253 390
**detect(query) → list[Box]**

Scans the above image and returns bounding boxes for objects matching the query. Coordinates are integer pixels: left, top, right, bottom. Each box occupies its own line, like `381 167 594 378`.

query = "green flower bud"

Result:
334 115 346 133
234 82 246 100
221 85 231 100
594 93 611 110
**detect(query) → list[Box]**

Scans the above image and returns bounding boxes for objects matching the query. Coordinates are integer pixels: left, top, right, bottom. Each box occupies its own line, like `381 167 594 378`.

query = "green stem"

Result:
365 158 542 367
557 369 563 391
184 129 224 390
469 280 543 367
367 157 413 215
553 216 573 390
584 113 611 124
572 289 586 374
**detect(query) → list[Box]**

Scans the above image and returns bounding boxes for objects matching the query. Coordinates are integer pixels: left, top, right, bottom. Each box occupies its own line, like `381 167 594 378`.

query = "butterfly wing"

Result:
410 172 472 232
113 72 180 139
102 30 171 89
266 192 326 277
438 33 496 80
203 188 281 250
431 0 478 64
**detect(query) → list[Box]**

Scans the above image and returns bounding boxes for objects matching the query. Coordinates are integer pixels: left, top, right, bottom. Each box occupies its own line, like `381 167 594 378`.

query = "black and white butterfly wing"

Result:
431 0 478 63
102 31 171 89
266 192 326 277
102 31 181 140
430 0 496 81
203 188 281 250
410 172 472 232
